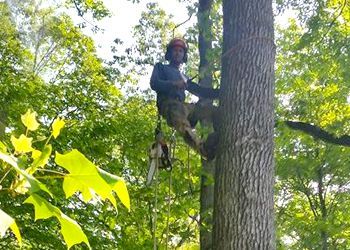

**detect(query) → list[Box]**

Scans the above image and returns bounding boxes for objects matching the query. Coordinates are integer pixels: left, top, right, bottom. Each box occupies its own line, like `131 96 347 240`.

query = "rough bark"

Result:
197 0 215 250
200 159 215 250
197 0 215 249
198 0 213 89
213 0 275 249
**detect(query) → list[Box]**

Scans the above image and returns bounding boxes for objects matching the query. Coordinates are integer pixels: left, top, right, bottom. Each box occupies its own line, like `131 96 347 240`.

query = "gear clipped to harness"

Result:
146 117 172 186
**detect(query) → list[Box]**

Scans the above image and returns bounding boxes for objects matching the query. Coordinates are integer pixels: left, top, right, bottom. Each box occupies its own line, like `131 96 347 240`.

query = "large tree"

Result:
213 0 275 248
197 0 215 249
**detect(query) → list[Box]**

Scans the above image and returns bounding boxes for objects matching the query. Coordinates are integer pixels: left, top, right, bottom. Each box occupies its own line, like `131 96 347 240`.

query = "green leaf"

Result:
52 118 65 138
28 144 52 174
11 134 33 153
24 194 90 249
21 109 40 131
0 141 7 153
0 208 22 247
62 175 94 202
55 150 117 207
98 168 130 211
0 151 52 196
32 149 42 160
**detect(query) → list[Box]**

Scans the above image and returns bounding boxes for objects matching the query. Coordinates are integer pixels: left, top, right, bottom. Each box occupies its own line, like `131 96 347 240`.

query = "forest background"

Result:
0 0 349 249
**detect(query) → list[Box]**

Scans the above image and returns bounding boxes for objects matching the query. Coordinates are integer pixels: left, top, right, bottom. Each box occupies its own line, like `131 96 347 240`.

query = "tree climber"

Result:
150 38 219 160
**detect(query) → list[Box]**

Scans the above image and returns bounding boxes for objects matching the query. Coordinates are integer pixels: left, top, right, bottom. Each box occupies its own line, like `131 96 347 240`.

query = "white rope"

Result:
165 170 172 250
153 145 159 250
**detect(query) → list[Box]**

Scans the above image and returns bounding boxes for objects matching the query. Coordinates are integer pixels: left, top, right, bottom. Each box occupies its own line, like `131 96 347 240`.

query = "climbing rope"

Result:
153 142 159 250
187 146 193 195
152 113 161 250
165 169 172 250
152 118 174 250
165 129 176 249
151 119 195 249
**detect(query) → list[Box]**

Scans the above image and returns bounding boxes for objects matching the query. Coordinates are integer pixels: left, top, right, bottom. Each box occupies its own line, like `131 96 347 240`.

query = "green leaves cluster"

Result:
0 110 130 249
275 0 350 248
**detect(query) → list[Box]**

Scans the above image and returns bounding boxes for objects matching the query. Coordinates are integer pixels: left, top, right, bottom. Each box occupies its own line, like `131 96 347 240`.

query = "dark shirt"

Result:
150 63 219 105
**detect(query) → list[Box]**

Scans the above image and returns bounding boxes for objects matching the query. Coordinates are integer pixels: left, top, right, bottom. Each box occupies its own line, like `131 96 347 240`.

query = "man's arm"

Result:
186 80 220 99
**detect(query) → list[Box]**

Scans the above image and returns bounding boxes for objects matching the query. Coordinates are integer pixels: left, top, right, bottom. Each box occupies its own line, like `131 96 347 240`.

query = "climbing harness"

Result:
149 114 194 250
147 115 172 186
148 115 173 250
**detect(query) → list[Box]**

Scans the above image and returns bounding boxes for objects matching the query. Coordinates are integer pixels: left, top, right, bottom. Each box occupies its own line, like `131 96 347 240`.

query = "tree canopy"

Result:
0 0 349 249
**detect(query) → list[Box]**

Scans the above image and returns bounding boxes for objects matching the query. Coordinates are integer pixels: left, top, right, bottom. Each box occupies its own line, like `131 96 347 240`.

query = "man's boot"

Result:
200 132 219 161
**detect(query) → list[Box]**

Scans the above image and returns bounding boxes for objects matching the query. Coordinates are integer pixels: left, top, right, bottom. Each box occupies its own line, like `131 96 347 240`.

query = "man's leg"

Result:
188 100 218 129
188 100 220 160
159 99 204 155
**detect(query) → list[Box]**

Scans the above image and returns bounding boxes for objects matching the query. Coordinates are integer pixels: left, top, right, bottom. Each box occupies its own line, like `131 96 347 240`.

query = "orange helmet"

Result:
165 38 188 63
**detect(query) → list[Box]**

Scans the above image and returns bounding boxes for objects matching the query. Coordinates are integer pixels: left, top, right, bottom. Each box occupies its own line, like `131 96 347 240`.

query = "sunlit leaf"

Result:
0 151 52 196
24 194 90 249
55 150 117 207
11 134 33 153
31 149 42 160
0 141 7 153
0 208 22 247
21 109 40 131
52 118 65 139
98 168 130 211
28 144 52 174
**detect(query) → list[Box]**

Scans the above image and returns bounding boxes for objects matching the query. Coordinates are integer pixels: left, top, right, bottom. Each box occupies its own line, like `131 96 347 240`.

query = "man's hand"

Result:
173 80 187 89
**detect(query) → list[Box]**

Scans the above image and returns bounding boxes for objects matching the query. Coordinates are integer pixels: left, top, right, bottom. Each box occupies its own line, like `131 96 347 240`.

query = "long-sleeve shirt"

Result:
150 63 219 105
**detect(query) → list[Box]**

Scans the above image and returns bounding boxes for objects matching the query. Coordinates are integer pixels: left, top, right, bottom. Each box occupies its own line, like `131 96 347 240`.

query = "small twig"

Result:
0 168 11 184
36 169 66 176
72 0 101 32
313 0 347 47
172 12 194 38
36 175 66 179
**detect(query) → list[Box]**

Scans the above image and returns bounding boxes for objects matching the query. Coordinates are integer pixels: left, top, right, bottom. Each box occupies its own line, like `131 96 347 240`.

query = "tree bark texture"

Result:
200 159 215 250
198 0 213 88
197 1 215 249
213 0 275 249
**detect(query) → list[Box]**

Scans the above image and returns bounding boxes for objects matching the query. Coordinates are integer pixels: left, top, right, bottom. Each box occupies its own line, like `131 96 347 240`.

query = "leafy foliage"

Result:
0 110 130 248
275 0 350 248
1 0 350 249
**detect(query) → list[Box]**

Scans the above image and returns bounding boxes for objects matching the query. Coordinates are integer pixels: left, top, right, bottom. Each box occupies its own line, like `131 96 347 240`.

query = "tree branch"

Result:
284 121 350 146
172 12 194 38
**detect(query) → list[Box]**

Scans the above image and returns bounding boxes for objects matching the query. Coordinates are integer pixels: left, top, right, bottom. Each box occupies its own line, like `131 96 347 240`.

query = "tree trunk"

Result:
198 0 213 88
213 0 275 249
317 166 328 250
197 0 214 249
200 159 215 250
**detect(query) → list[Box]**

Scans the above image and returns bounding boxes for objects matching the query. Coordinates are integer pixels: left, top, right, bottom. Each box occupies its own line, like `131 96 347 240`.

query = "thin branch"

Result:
0 168 11 184
49 51 72 84
36 169 66 176
314 0 348 47
72 0 101 32
172 12 194 38
328 180 350 214
284 121 350 147
34 42 58 75
36 175 66 179
295 169 319 218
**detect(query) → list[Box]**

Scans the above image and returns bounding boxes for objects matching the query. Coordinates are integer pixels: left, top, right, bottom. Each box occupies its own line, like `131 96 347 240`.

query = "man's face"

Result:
170 46 185 64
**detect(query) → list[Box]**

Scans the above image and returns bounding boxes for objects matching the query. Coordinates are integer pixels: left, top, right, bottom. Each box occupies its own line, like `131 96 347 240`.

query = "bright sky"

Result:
75 0 293 91
81 0 195 61
80 0 292 61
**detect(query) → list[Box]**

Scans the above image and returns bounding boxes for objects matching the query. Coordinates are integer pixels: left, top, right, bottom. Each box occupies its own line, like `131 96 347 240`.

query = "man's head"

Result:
165 38 188 64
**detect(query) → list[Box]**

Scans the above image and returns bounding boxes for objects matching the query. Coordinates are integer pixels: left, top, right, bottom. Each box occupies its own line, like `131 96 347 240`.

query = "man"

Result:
150 38 219 160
